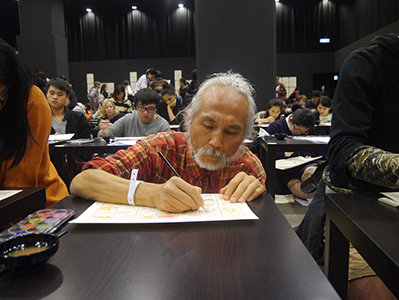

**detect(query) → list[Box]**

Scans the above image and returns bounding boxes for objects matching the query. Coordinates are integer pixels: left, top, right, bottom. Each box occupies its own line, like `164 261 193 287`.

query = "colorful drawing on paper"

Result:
69 194 258 224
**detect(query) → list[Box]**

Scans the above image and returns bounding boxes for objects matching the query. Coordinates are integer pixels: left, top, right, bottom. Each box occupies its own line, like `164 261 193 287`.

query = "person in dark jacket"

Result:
157 88 186 125
46 78 90 139
296 34 399 300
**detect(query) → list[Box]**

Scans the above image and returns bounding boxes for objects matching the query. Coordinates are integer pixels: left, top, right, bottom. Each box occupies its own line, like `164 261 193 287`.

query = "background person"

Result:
296 33 399 300
98 88 169 137
254 98 284 124
0 39 68 208
111 84 133 117
134 68 157 94
99 98 122 123
88 81 101 113
157 88 186 125
47 78 91 139
275 76 287 100
313 96 332 124
267 108 320 199
306 90 322 112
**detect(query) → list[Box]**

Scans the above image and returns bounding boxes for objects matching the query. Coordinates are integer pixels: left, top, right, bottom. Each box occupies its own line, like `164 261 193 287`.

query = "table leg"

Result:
266 150 276 200
325 215 349 299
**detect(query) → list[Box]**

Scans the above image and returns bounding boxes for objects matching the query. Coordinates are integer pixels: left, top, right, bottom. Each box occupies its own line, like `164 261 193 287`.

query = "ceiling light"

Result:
132 5 137 10
178 3 184 8
86 8 92 13
319 37 330 43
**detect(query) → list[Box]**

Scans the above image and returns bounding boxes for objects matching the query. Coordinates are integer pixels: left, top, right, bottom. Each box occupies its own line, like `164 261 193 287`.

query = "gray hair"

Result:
184 71 257 140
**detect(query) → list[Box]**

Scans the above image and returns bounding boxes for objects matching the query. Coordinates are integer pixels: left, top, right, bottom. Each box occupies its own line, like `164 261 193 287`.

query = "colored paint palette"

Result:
0 209 74 243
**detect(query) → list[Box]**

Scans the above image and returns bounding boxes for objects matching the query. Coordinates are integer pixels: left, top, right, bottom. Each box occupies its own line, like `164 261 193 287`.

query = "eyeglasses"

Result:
292 123 309 135
137 106 156 113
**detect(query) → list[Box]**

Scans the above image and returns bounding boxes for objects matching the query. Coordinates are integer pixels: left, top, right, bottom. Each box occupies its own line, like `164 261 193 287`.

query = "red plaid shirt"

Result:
84 131 266 193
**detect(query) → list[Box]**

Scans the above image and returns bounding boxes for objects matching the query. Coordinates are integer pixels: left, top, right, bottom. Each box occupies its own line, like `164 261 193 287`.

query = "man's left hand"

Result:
219 172 266 203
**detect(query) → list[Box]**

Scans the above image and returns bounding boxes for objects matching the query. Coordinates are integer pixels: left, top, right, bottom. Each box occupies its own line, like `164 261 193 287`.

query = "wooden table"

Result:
325 192 399 299
50 140 131 187
0 194 340 299
0 188 46 228
258 136 329 199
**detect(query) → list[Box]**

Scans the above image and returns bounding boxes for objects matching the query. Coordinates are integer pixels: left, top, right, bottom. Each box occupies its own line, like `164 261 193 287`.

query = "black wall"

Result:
277 52 336 97
194 0 276 111
17 0 69 79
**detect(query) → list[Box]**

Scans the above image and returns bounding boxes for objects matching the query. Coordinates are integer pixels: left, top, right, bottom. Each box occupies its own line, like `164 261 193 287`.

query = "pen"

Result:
157 151 207 212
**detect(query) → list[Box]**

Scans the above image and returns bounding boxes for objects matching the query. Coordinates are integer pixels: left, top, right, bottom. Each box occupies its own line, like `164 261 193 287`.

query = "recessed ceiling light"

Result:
132 5 137 10
86 8 92 13
178 3 184 8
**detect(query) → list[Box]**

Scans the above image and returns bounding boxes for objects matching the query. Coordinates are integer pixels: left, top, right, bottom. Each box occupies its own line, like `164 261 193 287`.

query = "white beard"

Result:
187 133 242 171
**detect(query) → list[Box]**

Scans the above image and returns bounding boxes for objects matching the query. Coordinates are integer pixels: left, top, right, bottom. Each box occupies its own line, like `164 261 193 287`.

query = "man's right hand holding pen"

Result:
135 177 205 213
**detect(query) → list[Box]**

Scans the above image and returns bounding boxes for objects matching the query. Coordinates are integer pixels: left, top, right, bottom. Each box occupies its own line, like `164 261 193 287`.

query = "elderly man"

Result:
70 72 266 212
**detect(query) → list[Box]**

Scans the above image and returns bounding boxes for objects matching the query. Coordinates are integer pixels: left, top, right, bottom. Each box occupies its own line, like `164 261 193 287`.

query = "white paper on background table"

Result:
291 136 330 143
69 194 259 224
49 133 75 142
275 155 323 170
0 190 22 202
108 136 145 146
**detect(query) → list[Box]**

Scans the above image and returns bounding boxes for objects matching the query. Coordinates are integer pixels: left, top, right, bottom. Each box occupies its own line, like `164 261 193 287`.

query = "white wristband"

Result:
127 169 142 206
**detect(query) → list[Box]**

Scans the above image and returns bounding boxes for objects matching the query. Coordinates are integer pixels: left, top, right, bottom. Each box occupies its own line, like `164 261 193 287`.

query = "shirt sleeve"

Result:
109 115 127 137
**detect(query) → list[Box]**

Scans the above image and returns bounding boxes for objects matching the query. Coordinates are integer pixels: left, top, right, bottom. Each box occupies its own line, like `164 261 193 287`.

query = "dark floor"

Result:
275 194 308 227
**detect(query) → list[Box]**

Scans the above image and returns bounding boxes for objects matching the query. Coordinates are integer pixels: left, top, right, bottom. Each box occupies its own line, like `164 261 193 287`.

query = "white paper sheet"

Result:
108 136 146 146
291 136 330 143
0 190 22 202
69 194 258 224
381 192 399 203
49 133 75 142
275 156 323 170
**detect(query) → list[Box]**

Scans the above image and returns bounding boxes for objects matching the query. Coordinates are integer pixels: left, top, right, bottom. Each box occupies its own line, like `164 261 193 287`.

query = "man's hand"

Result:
98 120 111 137
219 172 266 203
137 177 204 213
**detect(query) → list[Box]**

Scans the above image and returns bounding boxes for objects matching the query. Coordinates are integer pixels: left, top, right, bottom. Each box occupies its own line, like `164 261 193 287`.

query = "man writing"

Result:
71 72 266 212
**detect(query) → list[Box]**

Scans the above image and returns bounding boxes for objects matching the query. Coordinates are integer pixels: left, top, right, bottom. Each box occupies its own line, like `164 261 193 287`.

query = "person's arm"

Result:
167 103 176 122
99 115 126 137
260 116 275 123
98 120 110 137
70 169 205 212
346 146 399 189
